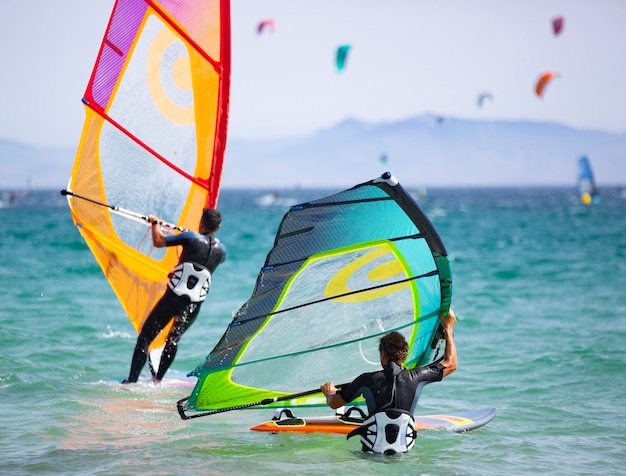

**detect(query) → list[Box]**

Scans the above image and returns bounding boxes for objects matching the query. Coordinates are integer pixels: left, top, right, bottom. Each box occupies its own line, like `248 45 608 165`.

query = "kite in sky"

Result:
477 92 493 108
257 19 277 35
552 16 564 36
535 72 559 98
336 44 351 72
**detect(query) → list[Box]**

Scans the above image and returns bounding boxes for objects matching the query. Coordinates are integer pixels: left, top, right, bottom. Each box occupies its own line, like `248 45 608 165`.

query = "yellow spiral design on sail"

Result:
324 247 410 303
147 26 194 125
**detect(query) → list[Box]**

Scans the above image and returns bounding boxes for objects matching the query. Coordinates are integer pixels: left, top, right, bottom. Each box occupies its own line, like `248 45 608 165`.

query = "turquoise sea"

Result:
1 185 625 475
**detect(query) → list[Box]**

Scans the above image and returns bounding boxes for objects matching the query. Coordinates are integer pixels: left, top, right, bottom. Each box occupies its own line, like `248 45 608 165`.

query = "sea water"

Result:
1 187 624 475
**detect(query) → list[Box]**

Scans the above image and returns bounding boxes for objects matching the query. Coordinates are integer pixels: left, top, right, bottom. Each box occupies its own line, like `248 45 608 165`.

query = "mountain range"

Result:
1 114 624 190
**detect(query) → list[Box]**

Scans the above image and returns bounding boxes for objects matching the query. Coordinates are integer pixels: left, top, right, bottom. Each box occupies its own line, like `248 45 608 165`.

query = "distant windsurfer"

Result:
320 309 457 455
121 208 226 384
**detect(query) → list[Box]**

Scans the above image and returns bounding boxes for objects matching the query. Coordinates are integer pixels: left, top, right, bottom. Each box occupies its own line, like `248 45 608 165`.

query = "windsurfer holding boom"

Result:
320 309 457 455
122 208 226 384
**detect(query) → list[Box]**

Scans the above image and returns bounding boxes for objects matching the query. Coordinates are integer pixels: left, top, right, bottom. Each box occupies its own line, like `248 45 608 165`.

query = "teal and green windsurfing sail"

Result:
179 173 452 416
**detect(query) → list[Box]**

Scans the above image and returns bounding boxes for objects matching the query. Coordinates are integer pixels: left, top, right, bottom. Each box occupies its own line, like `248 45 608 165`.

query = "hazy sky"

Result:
1 0 625 150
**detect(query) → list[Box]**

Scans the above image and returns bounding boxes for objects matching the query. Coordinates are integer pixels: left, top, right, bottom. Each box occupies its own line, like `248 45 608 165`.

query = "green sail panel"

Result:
181 173 452 413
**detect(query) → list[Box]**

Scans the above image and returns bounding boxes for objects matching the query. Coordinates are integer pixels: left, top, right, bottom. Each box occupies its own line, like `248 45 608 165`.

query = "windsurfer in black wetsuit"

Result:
320 309 457 454
121 208 226 384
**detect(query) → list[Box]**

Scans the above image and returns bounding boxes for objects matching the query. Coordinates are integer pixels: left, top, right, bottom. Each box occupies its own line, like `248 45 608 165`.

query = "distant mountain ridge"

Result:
224 115 626 188
1 115 624 189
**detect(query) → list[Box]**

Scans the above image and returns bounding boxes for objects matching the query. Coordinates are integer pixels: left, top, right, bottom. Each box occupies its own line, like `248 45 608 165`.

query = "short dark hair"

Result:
379 331 408 364
201 208 221 232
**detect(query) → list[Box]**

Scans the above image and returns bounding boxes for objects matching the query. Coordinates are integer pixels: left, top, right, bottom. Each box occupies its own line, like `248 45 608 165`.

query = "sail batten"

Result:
78 103 211 189
199 312 440 373
181 173 452 414
230 269 439 329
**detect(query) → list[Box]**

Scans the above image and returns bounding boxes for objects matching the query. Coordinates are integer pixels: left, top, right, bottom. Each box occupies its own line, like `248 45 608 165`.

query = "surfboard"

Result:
250 406 496 434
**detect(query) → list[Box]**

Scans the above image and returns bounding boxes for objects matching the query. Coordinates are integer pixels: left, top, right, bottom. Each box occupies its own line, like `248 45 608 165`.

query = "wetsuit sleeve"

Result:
215 243 227 265
338 373 370 403
412 362 445 383
165 231 197 247
220 243 227 263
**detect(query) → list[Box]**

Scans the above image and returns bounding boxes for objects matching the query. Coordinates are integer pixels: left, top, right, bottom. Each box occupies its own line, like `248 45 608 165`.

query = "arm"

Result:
320 381 348 410
439 308 458 377
147 214 167 248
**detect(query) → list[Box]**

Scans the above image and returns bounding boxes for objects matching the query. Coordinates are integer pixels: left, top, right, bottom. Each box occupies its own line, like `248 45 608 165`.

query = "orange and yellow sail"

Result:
66 0 230 348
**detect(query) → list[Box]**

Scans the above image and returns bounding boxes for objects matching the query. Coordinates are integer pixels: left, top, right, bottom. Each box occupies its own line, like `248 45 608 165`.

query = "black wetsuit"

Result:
124 231 226 382
339 361 444 415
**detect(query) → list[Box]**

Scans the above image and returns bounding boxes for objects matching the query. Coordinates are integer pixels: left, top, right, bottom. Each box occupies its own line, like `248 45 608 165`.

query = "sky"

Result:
1 0 625 150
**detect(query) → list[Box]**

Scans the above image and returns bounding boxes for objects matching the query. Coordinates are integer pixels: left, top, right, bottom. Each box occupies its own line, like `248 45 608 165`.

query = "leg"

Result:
122 292 179 383
155 302 201 381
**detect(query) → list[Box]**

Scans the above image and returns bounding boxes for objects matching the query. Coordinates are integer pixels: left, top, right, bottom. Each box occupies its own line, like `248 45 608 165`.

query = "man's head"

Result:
200 208 221 233
379 331 408 365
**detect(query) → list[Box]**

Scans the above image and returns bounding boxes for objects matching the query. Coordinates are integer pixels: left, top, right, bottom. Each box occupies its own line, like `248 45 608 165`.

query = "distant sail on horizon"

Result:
577 156 600 205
